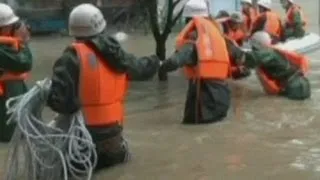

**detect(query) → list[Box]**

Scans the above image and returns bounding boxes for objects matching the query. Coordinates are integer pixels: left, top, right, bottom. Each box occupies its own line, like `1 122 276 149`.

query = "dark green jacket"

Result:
47 33 160 115
283 4 305 39
245 48 296 80
0 43 33 97
0 42 33 142
0 43 32 71
245 48 310 100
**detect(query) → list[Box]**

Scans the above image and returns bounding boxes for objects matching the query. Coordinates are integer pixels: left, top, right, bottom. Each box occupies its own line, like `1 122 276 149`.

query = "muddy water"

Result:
1 1 320 180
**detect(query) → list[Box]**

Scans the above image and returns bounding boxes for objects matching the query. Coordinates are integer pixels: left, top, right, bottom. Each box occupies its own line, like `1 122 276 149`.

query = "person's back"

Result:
244 31 310 100
47 3 160 173
251 0 282 43
241 0 258 32
263 11 282 39
159 0 231 124
216 12 247 46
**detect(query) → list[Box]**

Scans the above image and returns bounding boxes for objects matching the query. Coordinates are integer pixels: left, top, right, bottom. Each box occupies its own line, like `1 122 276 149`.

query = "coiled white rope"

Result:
3 78 97 180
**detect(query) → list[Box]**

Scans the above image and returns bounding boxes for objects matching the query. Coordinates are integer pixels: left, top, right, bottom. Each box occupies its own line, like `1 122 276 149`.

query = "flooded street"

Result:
1 1 320 180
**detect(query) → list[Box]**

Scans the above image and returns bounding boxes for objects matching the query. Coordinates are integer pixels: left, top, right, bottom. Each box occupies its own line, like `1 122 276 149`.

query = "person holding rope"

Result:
159 0 232 124
0 3 32 142
46 3 160 172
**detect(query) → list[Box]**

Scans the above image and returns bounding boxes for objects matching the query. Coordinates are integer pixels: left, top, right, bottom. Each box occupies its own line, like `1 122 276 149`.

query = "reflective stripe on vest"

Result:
72 43 128 126
256 47 308 94
176 17 230 79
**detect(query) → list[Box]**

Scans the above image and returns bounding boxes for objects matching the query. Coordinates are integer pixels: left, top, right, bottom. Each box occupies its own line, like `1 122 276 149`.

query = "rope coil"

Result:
4 78 97 180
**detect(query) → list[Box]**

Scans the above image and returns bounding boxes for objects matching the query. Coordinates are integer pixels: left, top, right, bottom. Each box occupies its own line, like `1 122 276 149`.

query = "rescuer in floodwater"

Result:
251 0 282 43
159 0 241 124
0 3 33 142
280 0 306 40
46 3 160 172
243 31 310 100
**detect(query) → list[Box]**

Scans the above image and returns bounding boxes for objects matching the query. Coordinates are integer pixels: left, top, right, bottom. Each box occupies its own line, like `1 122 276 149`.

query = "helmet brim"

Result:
2 16 19 27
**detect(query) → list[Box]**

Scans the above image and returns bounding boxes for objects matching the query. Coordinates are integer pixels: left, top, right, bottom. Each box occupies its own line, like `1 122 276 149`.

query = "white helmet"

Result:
257 0 272 9
241 0 252 4
68 3 106 37
250 31 271 49
0 3 19 27
182 0 209 18
280 0 294 5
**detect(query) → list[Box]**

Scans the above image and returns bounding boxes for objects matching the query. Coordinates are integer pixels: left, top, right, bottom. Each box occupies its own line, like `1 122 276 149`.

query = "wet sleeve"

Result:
122 54 160 81
47 47 81 115
0 44 33 72
225 38 245 65
244 49 275 68
251 15 266 35
160 43 197 72
90 35 160 81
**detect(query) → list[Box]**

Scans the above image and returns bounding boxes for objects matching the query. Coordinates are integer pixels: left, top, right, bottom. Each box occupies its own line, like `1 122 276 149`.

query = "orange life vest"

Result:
226 27 247 46
256 47 308 94
0 37 29 95
243 7 258 32
176 17 230 79
72 42 128 126
217 16 248 46
286 4 307 30
256 11 282 39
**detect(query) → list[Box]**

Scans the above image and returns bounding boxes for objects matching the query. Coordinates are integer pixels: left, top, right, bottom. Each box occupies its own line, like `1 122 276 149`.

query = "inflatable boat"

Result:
275 33 320 54
242 32 320 54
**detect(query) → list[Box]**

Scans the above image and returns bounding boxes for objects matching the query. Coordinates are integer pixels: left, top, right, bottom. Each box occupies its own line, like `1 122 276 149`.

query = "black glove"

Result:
232 66 251 80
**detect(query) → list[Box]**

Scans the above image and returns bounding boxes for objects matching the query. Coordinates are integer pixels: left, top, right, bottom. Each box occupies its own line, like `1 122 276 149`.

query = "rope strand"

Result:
4 78 97 180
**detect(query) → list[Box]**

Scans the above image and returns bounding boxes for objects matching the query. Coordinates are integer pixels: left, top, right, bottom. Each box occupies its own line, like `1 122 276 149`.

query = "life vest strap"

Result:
82 102 124 126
